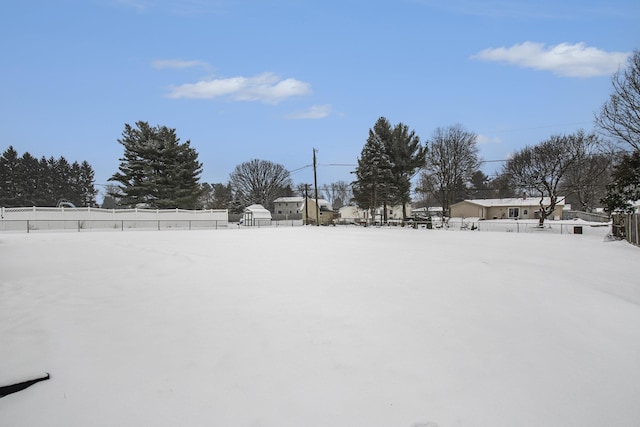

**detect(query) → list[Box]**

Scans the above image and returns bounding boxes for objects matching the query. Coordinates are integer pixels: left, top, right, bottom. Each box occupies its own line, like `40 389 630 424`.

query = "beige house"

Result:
450 197 565 220
300 197 334 225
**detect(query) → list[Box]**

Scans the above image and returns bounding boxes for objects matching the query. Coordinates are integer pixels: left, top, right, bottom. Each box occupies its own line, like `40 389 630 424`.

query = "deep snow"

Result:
1 226 639 427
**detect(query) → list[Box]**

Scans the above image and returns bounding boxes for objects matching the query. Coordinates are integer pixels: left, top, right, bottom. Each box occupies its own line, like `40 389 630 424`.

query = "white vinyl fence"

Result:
0 206 229 233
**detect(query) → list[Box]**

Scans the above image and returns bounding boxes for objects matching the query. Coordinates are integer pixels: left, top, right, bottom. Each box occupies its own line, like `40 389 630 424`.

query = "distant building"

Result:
273 197 304 220
450 196 565 220
300 197 334 225
337 204 411 224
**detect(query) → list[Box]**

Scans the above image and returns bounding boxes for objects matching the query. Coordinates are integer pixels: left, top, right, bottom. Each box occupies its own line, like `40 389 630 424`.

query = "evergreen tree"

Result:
468 170 491 199
109 121 203 209
1 147 22 206
602 151 640 214
20 152 41 205
385 120 426 218
352 129 396 223
1 147 96 207
199 182 234 210
79 161 97 206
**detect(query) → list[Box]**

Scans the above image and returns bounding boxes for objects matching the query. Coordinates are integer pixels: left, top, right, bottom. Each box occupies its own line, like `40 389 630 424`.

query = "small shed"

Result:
242 204 272 226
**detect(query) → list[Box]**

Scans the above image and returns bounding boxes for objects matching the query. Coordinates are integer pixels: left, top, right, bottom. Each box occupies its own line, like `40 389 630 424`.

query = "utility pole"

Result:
313 148 320 226
304 184 309 225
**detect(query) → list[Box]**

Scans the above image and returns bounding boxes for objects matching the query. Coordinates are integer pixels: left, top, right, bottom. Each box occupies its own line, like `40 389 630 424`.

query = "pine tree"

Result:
602 151 640 214
385 120 426 218
109 121 203 209
20 152 41 205
352 129 396 223
0 147 22 207
0 147 96 207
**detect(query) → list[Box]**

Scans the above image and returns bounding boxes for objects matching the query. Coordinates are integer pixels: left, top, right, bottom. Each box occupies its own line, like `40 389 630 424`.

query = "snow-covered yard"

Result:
1 227 639 427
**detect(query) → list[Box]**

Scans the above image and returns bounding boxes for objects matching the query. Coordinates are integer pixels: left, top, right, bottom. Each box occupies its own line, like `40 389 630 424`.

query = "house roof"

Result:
301 198 333 211
273 197 304 203
454 197 566 208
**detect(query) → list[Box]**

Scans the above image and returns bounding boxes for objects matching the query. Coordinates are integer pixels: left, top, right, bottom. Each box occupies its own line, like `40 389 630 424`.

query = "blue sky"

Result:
1 0 638 199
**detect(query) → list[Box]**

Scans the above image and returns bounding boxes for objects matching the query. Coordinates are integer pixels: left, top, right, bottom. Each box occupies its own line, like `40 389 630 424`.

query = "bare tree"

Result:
229 159 292 211
488 173 517 199
505 131 604 226
595 49 640 151
562 153 614 212
321 181 353 208
419 124 480 215
413 173 440 208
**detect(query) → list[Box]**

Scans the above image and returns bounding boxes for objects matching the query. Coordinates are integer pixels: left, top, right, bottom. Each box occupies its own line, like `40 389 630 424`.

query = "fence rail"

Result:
0 219 228 233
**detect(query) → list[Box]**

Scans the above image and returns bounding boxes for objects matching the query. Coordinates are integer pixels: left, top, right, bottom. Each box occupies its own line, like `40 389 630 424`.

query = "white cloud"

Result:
476 134 502 145
285 104 332 120
167 72 312 103
471 42 630 77
152 59 211 70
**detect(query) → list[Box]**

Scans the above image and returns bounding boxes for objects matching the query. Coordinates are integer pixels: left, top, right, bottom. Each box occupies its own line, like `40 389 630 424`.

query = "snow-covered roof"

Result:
457 197 565 208
244 204 272 219
273 197 304 203
413 206 443 213
301 198 333 211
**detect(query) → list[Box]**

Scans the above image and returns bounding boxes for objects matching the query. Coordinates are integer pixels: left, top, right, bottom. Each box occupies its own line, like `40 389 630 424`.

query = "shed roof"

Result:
244 204 272 219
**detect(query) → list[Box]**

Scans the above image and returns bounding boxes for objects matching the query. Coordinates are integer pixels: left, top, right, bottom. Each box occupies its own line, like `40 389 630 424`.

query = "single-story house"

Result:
242 204 272 226
450 196 565 220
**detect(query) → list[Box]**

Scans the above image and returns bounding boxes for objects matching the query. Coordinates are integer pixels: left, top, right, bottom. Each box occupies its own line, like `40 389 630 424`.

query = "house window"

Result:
508 207 519 218
523 209 528 215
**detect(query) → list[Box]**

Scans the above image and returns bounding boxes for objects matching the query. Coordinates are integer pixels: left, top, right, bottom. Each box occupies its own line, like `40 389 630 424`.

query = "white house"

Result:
273 197 304 219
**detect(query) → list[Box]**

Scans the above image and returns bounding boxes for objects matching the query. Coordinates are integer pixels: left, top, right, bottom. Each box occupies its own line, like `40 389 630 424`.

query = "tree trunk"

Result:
538 211 546 227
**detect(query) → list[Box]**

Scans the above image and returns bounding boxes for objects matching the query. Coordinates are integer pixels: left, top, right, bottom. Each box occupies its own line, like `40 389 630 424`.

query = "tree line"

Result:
2 50 639 217
352 50 640 224
0 146 96 207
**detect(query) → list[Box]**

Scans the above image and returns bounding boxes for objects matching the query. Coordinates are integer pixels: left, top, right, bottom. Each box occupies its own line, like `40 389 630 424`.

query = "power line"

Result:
477 121 593 134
